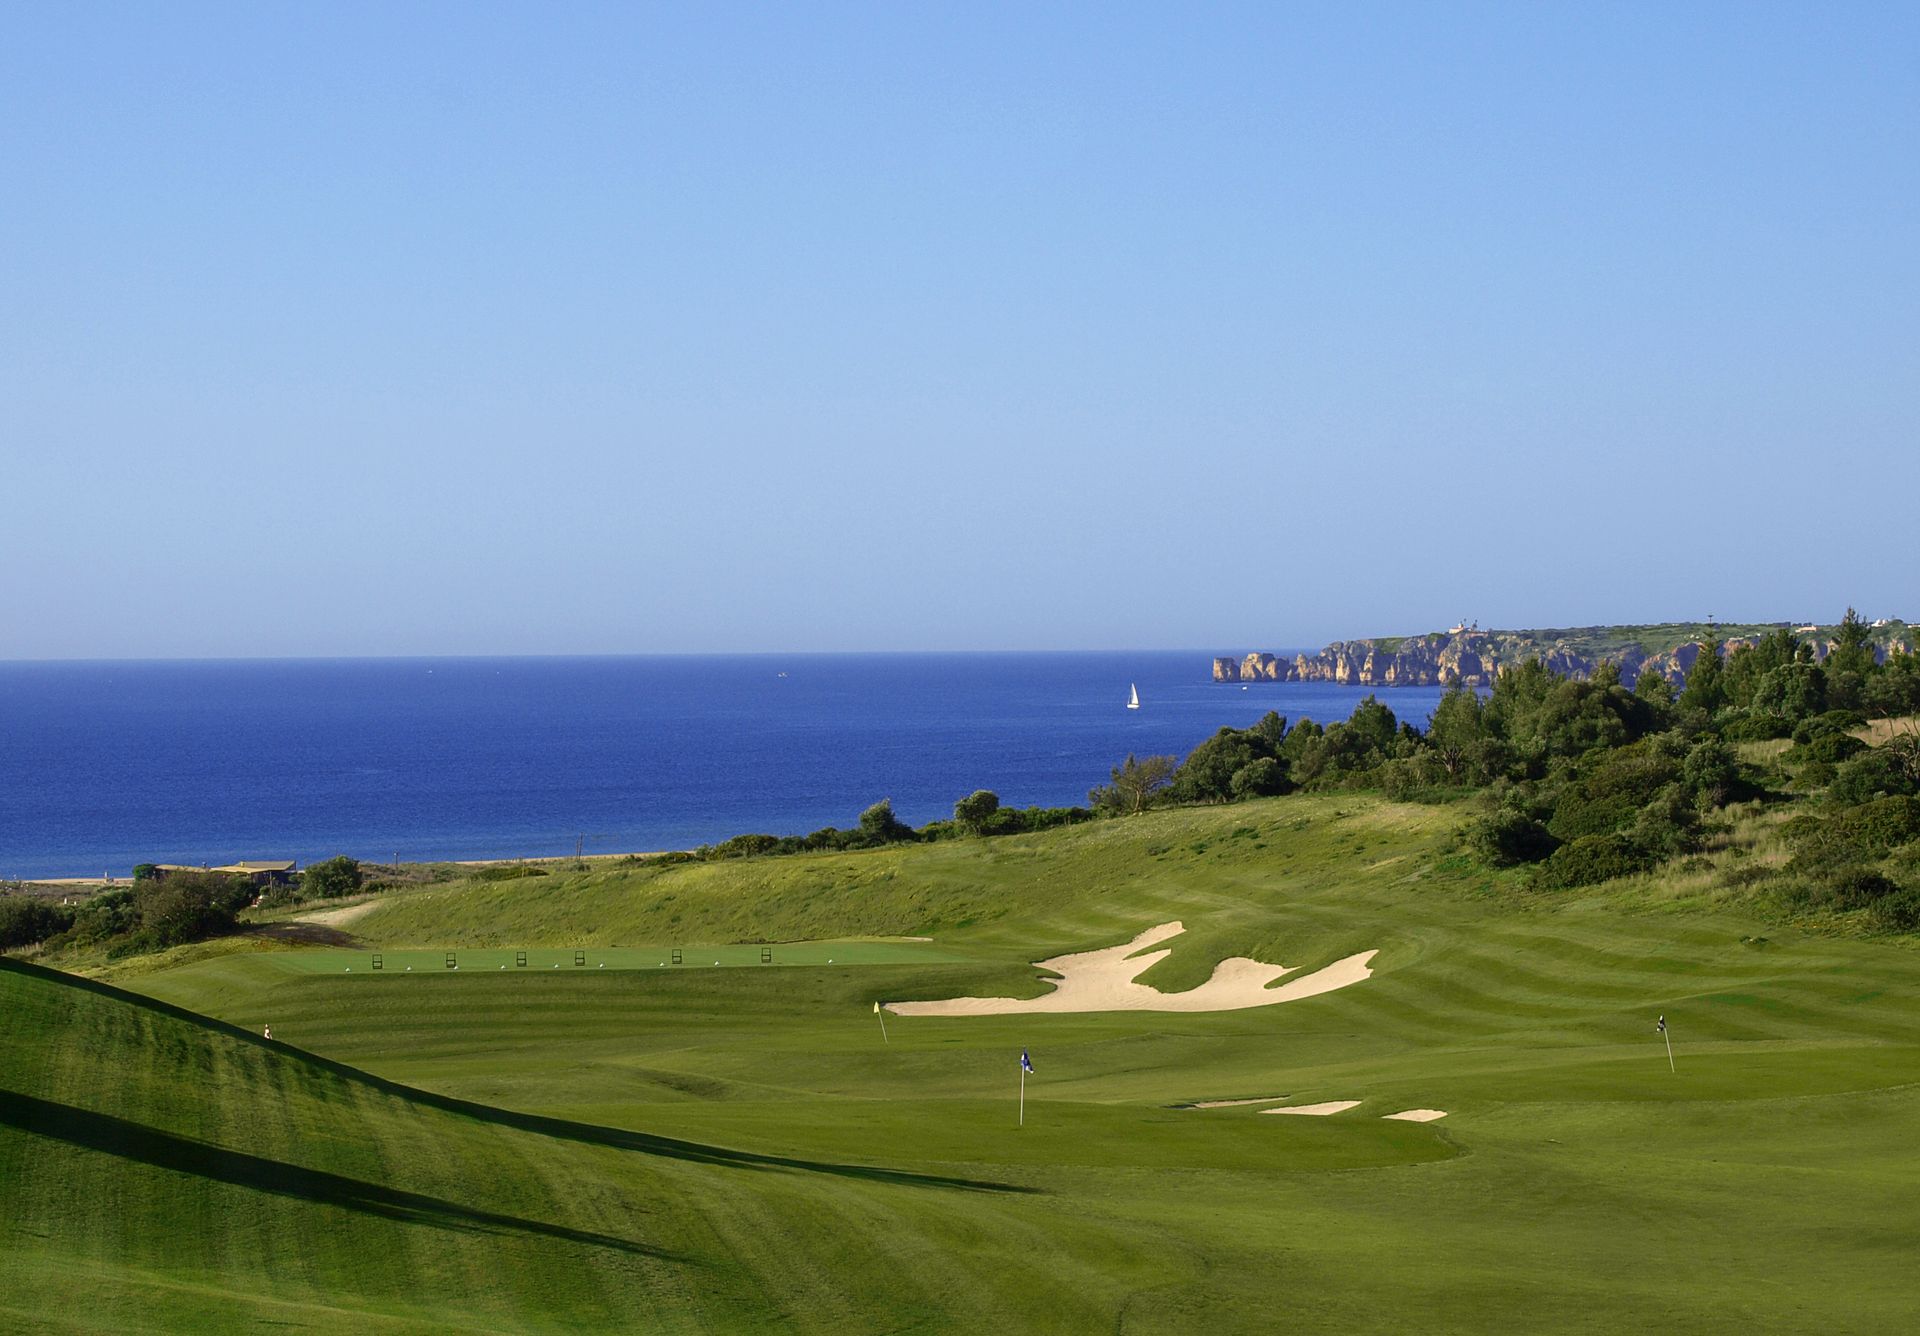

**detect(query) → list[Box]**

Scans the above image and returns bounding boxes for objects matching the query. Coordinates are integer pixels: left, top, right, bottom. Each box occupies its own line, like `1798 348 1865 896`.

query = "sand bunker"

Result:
884 921 1376 1017
1185 1096 1290 1109
1263 1101 1362 1116
1382 1109 1448 1122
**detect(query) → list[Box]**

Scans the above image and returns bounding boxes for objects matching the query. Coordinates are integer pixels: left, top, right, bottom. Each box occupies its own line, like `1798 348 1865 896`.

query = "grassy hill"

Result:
11 795 1920 1330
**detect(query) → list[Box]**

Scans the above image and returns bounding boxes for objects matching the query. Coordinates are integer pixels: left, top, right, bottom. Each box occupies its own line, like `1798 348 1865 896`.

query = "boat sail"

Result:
1127 683 1140 710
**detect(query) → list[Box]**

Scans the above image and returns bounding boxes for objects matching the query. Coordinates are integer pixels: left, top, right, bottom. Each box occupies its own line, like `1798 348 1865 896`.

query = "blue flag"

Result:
1020 1049 1033 1073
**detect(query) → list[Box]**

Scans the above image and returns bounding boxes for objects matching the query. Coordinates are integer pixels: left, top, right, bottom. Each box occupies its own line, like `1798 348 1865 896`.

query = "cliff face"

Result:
1214 624 1916 688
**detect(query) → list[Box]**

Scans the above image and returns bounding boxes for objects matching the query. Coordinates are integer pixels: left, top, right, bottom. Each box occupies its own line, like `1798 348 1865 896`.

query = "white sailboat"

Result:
1127 683 1140 711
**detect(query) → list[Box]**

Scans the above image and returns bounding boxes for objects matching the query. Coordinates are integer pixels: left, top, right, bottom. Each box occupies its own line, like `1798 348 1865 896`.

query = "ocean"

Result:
0 653 1450 880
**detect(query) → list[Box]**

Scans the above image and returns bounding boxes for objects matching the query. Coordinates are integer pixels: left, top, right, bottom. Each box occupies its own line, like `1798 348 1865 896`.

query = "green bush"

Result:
132 872 249 948
1791 710 1867 743
469 863 551 881
1721 713 1792 743
952 790 1001 833
1719 863 1778 890
1796 760 1837 789
1796 733 1866 766
1828 749 1920 806
1827 866 1901 910
1468 809 1560 867
0 898 75 949
1545 746 1679 841
1868 887 1920 932
856 799 918 845
1229 757 1287 799
302 855 365 899
1532 833 1653 890
1627 786 1699 860
1787 796 1920 871
710 835 781 859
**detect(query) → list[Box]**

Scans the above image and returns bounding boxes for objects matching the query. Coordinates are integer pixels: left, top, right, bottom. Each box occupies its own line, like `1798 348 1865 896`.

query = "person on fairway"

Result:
263 1024 272 1040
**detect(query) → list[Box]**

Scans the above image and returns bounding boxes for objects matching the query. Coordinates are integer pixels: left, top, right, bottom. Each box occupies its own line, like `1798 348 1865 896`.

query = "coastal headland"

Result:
1216 619 1916 687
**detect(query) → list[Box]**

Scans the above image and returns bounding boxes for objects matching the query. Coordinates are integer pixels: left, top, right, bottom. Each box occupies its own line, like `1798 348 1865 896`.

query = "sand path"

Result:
294 900 383 929
885 921 1376 1017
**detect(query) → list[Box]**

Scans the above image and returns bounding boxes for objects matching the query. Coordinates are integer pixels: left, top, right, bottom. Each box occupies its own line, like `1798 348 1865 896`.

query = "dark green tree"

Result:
1090 753 1178 815
301 855 364 901
1678 640 1727 716
1826 607 1877 711
952 790 1000 834
857 799 916 844
1427 684 1489 781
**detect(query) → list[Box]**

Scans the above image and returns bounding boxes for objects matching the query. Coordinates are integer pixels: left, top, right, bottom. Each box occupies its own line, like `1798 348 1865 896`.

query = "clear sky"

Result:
4 3 1915 659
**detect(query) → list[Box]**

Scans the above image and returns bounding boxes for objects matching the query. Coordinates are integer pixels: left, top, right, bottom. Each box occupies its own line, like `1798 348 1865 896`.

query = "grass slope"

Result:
14 794 1920 1331
0 962 1176 1333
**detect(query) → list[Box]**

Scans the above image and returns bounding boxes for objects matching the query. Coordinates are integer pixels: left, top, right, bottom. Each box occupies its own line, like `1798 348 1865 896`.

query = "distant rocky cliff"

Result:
1214 622 1915 688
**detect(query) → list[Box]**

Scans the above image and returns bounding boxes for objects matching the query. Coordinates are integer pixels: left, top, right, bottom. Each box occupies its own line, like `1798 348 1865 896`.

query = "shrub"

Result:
1796 760 1837 789
1828 748 1920 807
1796 733 1866 766
711 834 780 859
0 898 74 949
1682 737 1740 808
1787 796 1920 870
1628 786 1699 860
1828 866 1901 910
1719 863 1778 890
1868 887 1920 932
58 889 137 945
302 855 364 900
1721 713 1792 743
1791 710 1867 743
1468 808 1560 867
470 863 552 881
953 790 1001 834
1229 757 1287 800
856 799 917 845
132 872 247 948
1532 833 1653 890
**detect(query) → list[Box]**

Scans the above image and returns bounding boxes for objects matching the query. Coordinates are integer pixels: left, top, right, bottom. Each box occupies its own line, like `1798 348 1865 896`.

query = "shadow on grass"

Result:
0 1090 670 1258
3 958 1035 1196
245 922 362 948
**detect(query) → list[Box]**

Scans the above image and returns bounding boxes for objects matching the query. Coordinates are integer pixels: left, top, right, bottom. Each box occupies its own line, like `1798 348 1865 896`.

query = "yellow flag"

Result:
873 1001 880 1014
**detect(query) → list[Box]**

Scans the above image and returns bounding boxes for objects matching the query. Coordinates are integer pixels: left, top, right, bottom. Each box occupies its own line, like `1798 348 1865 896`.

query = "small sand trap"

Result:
884 921 1375 1017
1185 1096 1289 1109
1263 1101 1362 1116
295 900 382 929
1382 1109 1448 1122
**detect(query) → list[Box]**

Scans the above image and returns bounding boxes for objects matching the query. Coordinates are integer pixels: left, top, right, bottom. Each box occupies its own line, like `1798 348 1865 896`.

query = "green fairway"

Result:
10 794 1920 1331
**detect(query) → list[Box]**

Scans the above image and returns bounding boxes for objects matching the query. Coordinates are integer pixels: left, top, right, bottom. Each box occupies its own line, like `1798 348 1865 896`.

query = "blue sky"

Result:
4 3 1915 658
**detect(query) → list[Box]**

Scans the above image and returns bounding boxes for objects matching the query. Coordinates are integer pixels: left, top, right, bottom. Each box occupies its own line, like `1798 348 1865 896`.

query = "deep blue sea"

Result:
0 654 1450 879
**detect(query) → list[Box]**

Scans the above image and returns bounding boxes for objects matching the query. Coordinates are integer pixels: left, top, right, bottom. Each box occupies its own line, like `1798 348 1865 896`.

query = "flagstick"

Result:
878 1010 888 1044
1019 1064 1026 1128
1663 1027 1675 1073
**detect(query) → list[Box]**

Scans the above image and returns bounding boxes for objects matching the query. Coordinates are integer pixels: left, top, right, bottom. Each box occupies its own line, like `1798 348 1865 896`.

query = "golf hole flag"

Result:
1017 1049 1033 1126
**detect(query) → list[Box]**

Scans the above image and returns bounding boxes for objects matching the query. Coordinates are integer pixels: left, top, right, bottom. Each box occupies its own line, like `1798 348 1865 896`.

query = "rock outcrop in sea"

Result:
1214 623 1916 688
